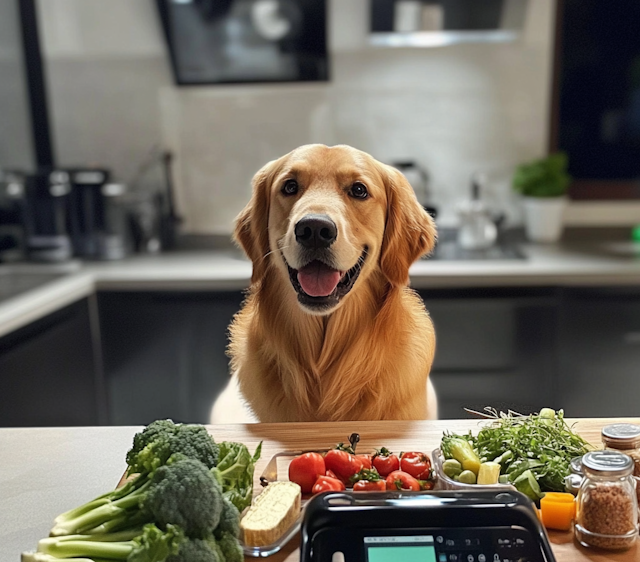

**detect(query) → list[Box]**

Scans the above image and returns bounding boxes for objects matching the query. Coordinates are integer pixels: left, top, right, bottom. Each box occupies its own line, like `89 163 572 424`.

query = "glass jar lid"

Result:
601 423 640 449
581 450 634 477
570 455 584 475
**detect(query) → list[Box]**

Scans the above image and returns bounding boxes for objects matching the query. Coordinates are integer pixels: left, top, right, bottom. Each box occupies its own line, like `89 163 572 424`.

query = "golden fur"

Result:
227 144 437 422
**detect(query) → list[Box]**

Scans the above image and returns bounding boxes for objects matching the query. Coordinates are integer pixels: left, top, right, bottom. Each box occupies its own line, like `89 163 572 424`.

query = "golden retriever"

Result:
210 144 437 423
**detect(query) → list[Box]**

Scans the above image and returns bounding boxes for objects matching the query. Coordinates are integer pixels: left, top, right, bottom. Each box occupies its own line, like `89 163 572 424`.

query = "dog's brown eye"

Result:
349 182 368 199
282 179 299 196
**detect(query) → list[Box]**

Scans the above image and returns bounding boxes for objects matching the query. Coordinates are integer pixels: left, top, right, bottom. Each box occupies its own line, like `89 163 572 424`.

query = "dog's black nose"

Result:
295 214 337 249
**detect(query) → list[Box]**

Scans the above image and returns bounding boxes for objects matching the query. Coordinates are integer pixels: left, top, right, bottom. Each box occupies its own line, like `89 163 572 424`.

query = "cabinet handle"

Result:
623 332 640 344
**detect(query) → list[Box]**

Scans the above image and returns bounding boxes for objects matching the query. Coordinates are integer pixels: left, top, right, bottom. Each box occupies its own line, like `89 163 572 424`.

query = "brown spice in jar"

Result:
629 451 640 507
578 485 637 550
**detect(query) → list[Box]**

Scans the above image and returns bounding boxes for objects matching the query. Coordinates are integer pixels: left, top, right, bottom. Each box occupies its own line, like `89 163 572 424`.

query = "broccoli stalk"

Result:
24 524 184 562
50 458 222 539
50 479 152 537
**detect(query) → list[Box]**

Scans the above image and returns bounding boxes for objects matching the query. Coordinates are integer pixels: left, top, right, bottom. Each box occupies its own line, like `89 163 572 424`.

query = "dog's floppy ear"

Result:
379 164 437 286
234 160 278 283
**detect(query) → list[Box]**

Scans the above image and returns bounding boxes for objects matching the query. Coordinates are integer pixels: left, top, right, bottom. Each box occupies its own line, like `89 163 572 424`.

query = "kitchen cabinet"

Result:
422 288 560 419
97 291 243 425
0 297 101 426
558 287 640 417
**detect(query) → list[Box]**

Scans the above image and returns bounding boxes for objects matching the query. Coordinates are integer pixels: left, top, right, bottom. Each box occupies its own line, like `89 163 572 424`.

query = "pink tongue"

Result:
297 261 342 297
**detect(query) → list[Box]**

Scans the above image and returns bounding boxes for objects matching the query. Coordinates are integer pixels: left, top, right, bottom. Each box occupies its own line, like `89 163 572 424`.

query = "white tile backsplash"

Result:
39 0 567 234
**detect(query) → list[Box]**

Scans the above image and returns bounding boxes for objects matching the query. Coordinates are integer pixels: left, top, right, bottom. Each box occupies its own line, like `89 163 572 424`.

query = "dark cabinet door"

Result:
98 291 243 425
0 298 99 427
559 287 640 417
422 288 560 419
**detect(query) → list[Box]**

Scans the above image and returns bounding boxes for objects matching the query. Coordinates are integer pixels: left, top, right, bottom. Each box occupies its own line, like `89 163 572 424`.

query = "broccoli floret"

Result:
165 535 222 562
214 498 240 539
30 523 184 562
126 420 220 477
216 531 243 562
50 459 222 538
144 458 223 538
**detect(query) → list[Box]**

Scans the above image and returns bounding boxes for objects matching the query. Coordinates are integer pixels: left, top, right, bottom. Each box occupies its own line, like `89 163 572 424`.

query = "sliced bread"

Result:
240 481 302 547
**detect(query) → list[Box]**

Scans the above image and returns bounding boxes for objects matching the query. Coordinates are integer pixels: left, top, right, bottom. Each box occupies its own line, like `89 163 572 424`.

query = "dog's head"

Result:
235 144 436 315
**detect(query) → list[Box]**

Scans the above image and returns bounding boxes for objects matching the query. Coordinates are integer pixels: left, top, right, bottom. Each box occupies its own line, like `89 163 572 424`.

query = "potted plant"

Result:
512 152 571 243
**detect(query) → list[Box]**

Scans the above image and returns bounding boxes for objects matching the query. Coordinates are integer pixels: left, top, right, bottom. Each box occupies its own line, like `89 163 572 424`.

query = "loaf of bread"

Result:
240 481 302 547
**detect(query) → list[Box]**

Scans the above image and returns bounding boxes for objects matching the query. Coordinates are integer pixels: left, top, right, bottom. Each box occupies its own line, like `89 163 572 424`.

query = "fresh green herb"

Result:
441 408 592 500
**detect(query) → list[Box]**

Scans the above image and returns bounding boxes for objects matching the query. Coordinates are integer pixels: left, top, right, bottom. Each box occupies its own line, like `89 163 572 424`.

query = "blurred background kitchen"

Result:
1 0 639 427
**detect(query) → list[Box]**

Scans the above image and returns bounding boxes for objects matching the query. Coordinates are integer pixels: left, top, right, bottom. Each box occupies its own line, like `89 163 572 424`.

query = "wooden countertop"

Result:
212 418 640 562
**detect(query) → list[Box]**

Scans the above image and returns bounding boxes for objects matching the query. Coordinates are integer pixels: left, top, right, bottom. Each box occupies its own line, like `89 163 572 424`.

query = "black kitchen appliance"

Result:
300 490 556 562
22 169 73 262
67 168 129 260
157 0 328 85
0 170 27 262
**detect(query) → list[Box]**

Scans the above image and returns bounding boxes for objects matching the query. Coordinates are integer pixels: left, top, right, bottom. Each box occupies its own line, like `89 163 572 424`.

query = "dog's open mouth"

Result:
285 248 368 310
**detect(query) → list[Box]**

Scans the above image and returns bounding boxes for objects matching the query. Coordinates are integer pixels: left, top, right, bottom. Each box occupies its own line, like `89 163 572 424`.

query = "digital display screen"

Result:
365 535 436 562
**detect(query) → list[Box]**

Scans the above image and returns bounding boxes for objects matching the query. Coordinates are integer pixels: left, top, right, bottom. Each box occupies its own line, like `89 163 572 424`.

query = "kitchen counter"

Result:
3 238 640 338
3 418 639 562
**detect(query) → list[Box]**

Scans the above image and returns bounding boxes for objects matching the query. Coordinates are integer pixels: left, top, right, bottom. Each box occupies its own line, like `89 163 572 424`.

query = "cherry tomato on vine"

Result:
288 452 326 493
312 475 346 494
353 479 387 491
385 470 421 491
400 451 432 480
356 454 373 470
372 447 400 477
324 448 363 484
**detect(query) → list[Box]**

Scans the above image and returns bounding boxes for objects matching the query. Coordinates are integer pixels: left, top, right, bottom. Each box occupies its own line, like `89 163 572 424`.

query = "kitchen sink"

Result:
425 229 526 261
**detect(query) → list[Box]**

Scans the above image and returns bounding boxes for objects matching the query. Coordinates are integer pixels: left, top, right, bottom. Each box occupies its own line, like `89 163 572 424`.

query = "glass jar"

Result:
564 455 585 495
602 423 640 510
575 451 638 550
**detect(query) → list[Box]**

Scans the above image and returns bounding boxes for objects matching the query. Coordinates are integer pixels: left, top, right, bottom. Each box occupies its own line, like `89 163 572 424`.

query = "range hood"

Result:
369 0 528 48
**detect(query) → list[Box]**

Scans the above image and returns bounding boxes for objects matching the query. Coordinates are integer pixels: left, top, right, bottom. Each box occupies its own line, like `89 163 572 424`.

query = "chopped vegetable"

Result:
539 492 576 531
513 469 544 501
441 435 482 475
477 462 501 485
442 459 463 479
457 470 477 485
440 408 592 500
472 408 591 493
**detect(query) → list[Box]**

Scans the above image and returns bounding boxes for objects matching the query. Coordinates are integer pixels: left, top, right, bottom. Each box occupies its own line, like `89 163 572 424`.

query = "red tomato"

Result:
325 469 338 479
418 479 435 491
324 449 363 484
372 448 400 477
385 470 421 491
288 452 326 493
400 451 432 480
356 454 373 470
353 479 387 492
312 475 346 494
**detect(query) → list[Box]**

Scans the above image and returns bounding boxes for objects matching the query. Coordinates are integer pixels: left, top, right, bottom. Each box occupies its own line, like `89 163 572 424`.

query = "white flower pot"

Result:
522 196 567 243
